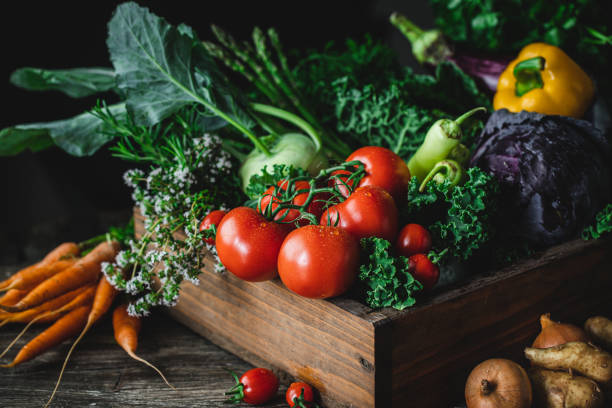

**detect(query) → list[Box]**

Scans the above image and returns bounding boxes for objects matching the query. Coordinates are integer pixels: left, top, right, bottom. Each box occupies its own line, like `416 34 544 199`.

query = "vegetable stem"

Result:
513 57 545 97
390 12 424 43
251 103 322 152
454 107 487 126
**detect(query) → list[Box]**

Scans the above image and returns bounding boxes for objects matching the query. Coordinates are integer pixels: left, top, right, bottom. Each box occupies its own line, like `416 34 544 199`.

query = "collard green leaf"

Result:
0 103 126 156
107 2 251 131
10 67 116 98
0 128 54 156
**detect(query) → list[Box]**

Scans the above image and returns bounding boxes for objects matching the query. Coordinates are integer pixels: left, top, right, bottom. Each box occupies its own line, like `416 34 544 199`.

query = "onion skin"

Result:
532 313 589 349
465 358 532 408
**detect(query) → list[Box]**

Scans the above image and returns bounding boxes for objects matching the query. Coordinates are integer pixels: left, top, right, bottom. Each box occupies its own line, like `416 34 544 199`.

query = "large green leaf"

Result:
10 67 116 98
0 103 126 156
107 2 252 131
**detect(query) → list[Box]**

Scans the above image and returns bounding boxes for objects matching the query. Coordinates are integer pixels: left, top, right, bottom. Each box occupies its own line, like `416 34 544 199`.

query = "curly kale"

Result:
332 62 490 160
359 237 423 310
403 167 499 266
583 203 612 240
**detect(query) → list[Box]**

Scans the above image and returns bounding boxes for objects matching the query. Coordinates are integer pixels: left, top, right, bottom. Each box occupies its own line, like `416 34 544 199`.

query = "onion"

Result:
532 313 588 349
465 358 532 408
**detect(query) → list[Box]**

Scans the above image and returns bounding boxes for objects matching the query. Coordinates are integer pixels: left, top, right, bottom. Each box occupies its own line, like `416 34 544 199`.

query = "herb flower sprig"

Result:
102 112 243 315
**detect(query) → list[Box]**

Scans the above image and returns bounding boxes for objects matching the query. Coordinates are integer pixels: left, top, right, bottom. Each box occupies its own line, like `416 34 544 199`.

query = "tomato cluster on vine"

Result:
202 146 440 300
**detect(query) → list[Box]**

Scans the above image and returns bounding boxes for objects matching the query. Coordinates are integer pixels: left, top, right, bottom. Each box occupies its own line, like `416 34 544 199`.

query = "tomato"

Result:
286 382 317 407
199 209 228 245
216 207 291 282
225 367 279 405
277 225 360 299
396 223 432 257
409 253 439 290
332 146 411 203
320 186 398 242
259 180 328 226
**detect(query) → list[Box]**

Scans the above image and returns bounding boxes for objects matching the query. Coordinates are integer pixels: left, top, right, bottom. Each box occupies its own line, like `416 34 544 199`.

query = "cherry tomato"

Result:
332 146 411 203
225 367 279 405
278 225 360 299
286 382 317 407
216 207 291 282
320 186 398 242
259 180 328 227
409 253 439 290
396 223 432 257
199 209 228 245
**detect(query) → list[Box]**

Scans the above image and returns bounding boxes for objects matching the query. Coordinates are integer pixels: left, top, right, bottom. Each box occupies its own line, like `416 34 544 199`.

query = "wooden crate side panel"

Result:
135 212 376 407
386 240 612 407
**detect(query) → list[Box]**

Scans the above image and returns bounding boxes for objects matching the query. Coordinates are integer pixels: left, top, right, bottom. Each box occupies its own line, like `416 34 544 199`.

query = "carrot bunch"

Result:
0 240 174 406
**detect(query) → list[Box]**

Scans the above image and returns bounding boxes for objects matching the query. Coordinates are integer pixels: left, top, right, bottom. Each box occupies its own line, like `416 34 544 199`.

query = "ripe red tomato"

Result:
409 253 439 290
286 382 316 407
277 225 360 299
396 224 432 257
320 186 398 242
259 180 328 226
199 209 228 245
226 368 279 405
332 146 411 203
216 207 291 282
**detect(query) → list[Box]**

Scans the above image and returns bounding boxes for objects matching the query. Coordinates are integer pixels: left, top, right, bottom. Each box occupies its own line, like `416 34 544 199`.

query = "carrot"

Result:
0 285 97 359
0 304 91 368
45 275 119 407
0 289 28 307
0 242 79 291
0 241 119 312
0 285 91 327
113 304 175 389
1 258 78 292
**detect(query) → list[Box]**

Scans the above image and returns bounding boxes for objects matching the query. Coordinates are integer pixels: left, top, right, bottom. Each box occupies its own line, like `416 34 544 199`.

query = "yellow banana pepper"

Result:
494 42 594 118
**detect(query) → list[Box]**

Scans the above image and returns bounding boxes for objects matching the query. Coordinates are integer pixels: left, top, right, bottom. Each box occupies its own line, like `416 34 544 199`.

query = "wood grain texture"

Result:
135 209 612 407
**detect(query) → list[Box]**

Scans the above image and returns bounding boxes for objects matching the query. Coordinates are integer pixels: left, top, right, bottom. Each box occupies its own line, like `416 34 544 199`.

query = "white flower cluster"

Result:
104 132 240 317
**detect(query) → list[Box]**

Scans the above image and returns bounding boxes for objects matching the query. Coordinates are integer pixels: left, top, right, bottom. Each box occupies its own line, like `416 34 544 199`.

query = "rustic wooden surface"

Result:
0 265 290 408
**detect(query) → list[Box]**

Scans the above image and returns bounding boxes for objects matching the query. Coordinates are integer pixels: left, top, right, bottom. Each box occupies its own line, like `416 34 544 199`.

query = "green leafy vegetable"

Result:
359 237 423 310
404 167 499 266
583 204 612 240
333 62 489 160
0 103 126 156
107 2 254 137
428 0 609 60
244 163 308 199
10 67 116 98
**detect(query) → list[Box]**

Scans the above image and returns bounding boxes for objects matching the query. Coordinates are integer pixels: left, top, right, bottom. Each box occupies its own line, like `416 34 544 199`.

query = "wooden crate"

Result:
134 211 612 407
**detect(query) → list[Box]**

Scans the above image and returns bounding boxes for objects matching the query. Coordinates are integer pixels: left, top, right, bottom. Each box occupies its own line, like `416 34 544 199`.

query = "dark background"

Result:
0 1 434 263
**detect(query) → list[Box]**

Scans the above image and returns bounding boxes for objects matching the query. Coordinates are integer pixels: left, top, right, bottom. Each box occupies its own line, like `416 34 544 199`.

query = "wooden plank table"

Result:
0 265 290 408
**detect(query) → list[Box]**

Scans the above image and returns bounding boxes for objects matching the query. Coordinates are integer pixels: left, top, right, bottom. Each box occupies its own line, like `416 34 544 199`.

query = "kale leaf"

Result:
403 167 499 266
332 62 489 160
583 203 612 240
359 237 423 310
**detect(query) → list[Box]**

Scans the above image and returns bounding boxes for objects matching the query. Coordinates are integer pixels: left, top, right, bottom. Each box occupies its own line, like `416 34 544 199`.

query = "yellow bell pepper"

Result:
493 42 594 118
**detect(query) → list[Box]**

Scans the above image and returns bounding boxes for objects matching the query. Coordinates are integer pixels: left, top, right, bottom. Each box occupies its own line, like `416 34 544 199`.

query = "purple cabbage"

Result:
470 109 611 247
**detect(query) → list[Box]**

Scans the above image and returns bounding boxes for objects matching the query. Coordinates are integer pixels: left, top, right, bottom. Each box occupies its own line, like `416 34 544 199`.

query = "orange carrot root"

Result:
0 242 79 291
0 305 91 368
44 276 118 408
1 241 119 313
2 258 78 292
0 285 97 359
113 304 175 390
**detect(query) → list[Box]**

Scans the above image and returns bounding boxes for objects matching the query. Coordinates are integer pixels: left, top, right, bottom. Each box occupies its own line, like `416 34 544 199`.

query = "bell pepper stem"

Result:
419 160 463 192
513 56 545 97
